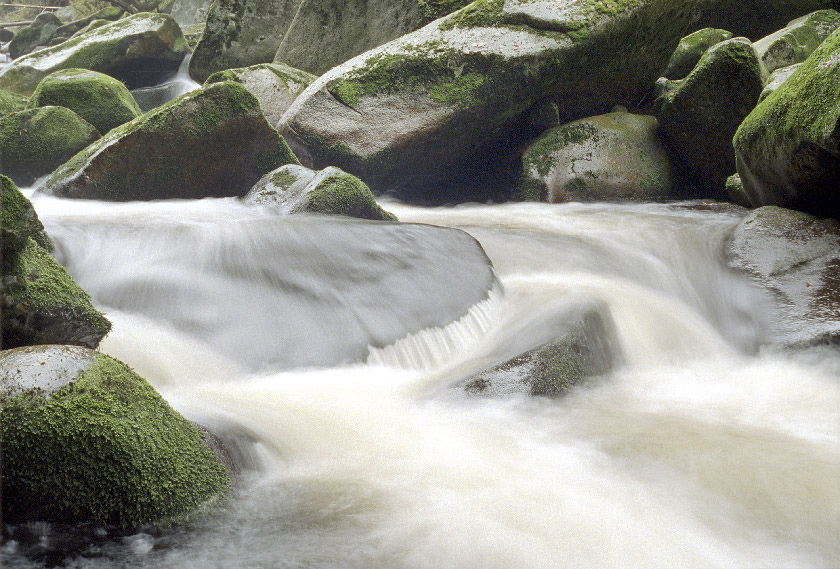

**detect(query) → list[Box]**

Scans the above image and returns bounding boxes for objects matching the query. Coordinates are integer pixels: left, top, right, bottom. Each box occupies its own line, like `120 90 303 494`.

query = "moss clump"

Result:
306 168 398 221
438 0 504 30
28 69 142 134
418 0 473 22
0 88 27 114
1 352 230 528
664 28 733 79
0 174 42 253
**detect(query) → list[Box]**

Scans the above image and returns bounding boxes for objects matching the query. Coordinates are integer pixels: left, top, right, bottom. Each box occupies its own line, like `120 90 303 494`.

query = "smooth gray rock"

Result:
753 9 840 73
758 63 802 103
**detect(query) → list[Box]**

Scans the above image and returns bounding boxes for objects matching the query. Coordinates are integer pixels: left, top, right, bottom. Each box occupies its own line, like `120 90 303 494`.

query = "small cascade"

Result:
130 53 200 112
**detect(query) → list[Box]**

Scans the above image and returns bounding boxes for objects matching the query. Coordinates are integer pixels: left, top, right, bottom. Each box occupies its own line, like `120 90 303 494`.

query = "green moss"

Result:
418 0 474 22
0 89 27 114
270 169 300 188
0 175 42 252
438 0 504 30
306 170 398 221
524 123 596 176
429 72 485 104
1 352 229 528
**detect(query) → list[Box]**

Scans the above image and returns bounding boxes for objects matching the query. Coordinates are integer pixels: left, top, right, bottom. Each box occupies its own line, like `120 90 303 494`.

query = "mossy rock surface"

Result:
51 5 124 42
0 88 27 113
28 68 142 134
1 237 111 349
1 174 43 254
42 81 299 200
520 111 674 203
0 105 100 186
733 27 840 218
663 28 733 80
8 12 62 59
655 37 766 198
279 0 836 203
205 62 315 126
758 63 801 103
0 12 190 96
0 345 230 528
753 9 840 73
243 163 317 211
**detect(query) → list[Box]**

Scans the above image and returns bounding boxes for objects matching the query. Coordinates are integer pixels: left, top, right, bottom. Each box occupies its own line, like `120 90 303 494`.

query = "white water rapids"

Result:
6 197 840 568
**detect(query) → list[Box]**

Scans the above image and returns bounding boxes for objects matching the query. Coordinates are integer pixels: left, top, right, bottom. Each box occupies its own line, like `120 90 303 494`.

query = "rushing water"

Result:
4 196 840 568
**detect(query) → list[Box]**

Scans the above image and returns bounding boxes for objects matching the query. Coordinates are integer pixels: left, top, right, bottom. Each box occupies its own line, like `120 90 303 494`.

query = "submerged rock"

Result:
0 13 191 96
205 62 315 126
42 81 298 201
662 28 733 80
519 111 673 203
461 299 621 397
655 37 766 198
753 9 840 73
0 345 230 528
728 206 840 346
27 69 142 134
733 27 840 218
0 105 100 186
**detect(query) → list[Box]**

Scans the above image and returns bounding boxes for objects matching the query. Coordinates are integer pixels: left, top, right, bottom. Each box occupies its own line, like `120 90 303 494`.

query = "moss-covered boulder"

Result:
42 81 299 200
461 300 621 397
655 37 766 198
727 206 840 345
0 105 100 186
205 62 315 126
27 69 142 134
0 13 191 96
50 5 124 43
519 110 673 203
279 0 834 203
188 0 303 83
733 28 840 218
272 0 472 76
753 9 840 74
1 174 42 254
0 88 27 114
725 173 750 207
245 164 398 220
0 345 230 528
662 28 733 80
8 12 62 60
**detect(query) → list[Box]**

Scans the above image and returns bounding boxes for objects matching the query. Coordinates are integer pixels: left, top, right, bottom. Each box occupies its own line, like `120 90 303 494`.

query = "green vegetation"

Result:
306 169 398 221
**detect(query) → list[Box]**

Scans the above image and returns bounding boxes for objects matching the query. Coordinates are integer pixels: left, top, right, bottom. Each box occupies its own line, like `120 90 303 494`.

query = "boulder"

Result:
725 173 750 207
169 0 214 31
273 0 472 76
0 105 100 186
0 345 230 528
8 12 62 59
205 62 315 126
0 88 26 114
655 37 766 198
50 5 124 43
27 69 142 134
727 206 840 345
753 9 840 73
662 28 733 80
42 81 299 200
758 62 801 103
461 299 621 397
1 174 42 254
246 164 398 220
733 28 840 218
188 0 303 83
279 0 831 203
0 13 191 96
519 110 673 203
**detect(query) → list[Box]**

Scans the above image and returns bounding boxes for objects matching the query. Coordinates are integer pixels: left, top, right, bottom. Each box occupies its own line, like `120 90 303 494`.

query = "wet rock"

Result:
0 345 230 528
42 81 299 201
753 9 840 73
758 63 801 103
519 111 673 203
662 28 733 80
733 28 840 218
204 62 315 126
8 12 62 59
246 164 397 221
0 13 190 96
727 206 840 346
655 37 766 198
461 299 621 397
27 69 142 134
725 173 750 207
0 106 100 186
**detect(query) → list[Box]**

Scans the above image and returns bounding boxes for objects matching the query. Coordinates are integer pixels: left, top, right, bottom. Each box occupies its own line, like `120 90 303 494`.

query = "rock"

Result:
273 0 472 76
247 165 398 220
727 206 840 345
0 13 191 96
0 105 100 186
205 62 315 126
655 37 766 198
0 88 26 114
753 9 840 73
663 28 733 80
279 0 829 203
27 69 142 134
733 28 840 218
42 81 299 201
461 299 621 397
725 173 750 207
50 5 124 43
526 98 561 132
8 12 62 59
758 63 801 103
519 111 673 203
1 174 42 254
188 0 303 83
169 0 214 31
0 345 230 528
